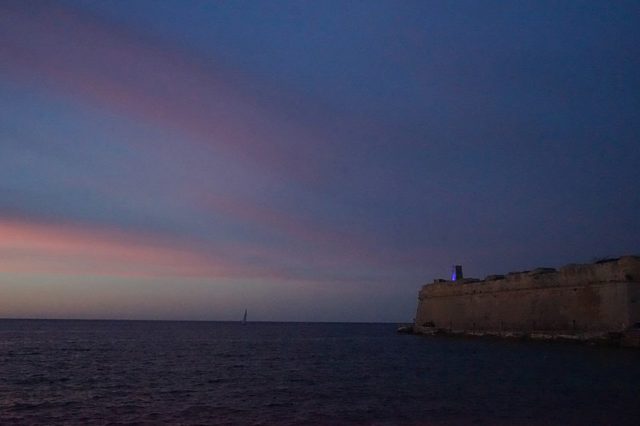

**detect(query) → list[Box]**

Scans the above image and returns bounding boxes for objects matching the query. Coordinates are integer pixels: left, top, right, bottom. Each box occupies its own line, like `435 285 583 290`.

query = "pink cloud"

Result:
0 217 372 284
0 218 235 278
0 1 332 184
0 2 441 286
198 192 443 272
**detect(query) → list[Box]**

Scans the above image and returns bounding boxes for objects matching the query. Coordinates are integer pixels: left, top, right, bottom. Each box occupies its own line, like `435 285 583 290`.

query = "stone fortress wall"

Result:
413 256 640 344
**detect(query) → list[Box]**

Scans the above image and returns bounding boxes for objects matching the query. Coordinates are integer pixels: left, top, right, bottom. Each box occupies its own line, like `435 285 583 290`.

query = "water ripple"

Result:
1 320 639 425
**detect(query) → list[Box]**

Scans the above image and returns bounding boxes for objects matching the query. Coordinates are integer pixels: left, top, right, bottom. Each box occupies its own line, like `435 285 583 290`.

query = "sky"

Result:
1 0 639 322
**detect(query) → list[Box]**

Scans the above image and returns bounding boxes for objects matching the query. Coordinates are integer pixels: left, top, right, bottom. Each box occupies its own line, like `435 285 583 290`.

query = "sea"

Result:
1 320 639 425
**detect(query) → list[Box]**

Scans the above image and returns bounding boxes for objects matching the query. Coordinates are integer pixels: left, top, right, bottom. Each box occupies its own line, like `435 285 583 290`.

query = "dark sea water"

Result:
1 320 639 425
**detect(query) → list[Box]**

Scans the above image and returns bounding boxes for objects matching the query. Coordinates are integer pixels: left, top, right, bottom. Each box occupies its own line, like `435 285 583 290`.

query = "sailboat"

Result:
242 309 247 325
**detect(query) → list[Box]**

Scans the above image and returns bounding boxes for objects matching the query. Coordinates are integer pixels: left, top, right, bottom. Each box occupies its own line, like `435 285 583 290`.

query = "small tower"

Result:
451 265 463 281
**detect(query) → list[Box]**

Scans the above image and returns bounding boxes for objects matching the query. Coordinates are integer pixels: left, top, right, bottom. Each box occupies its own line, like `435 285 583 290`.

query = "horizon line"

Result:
0 317 402 325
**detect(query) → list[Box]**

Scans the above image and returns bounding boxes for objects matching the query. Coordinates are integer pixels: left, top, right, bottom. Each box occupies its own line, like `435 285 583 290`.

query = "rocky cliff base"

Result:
409 325 640 348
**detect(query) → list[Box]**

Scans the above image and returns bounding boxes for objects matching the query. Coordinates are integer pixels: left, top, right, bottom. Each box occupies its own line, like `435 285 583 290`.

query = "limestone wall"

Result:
414 256 640 334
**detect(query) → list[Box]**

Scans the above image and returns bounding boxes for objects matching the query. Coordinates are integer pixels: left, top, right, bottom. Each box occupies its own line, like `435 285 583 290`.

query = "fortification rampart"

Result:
413 256 640 346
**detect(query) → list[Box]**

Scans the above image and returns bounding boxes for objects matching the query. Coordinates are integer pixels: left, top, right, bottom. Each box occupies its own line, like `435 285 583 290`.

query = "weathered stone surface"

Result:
413 256 640 346
484 274 505 281
530 267 556 275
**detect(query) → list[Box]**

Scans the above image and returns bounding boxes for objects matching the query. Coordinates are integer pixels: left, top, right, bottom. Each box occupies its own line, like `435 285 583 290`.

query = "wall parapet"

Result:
418 256 640 300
